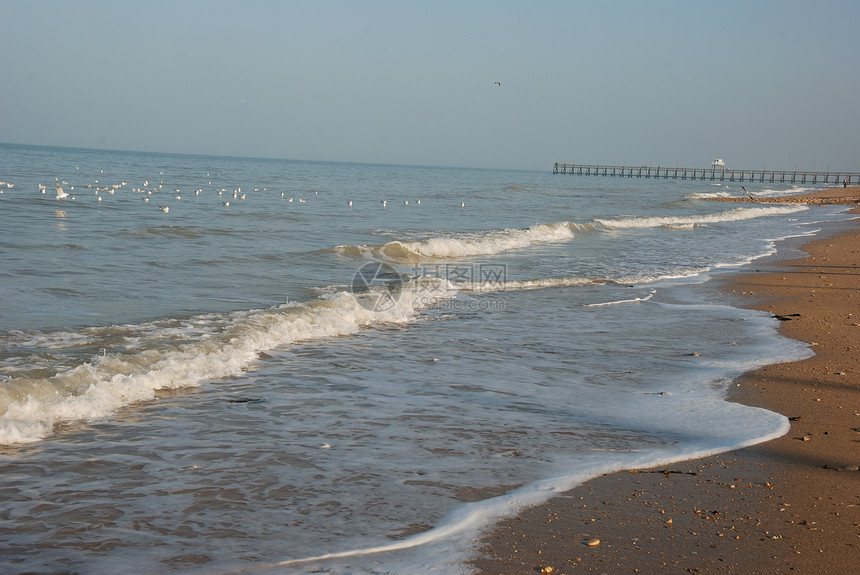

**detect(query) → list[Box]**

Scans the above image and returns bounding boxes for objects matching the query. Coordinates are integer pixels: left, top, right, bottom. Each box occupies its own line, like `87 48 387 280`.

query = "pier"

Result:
553 163 860 185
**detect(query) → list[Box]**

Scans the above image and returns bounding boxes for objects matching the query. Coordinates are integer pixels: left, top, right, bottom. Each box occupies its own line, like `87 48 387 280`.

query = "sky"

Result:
2 0 859 171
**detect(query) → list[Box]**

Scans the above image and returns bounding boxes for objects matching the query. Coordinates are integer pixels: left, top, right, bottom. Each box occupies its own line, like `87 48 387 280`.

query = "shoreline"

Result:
704 186 860 205
470 190 859 574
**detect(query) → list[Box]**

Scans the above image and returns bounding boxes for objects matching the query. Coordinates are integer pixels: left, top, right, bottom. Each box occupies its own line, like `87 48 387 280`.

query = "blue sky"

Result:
2 1 858 171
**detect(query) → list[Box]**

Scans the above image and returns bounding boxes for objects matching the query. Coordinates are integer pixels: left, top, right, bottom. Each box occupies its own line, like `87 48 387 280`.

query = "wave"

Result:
336 205 809 265
454 276 598 293
594 205 808 230
687 191 735 199
441 272 700 294
751 185 823 199
334 222 581 263
0 277 456 445
448 275 681 293
687 185 825 201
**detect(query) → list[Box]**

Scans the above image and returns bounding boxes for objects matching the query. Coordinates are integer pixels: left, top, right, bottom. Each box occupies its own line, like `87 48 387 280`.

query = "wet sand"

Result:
471 190 859 574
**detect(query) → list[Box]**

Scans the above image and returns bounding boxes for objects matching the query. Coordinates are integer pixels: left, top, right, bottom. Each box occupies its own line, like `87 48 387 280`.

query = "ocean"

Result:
0 143 852 574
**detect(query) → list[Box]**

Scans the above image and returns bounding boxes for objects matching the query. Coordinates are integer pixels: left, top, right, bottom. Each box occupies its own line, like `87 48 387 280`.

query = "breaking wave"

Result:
335 222 581 263
0 277 455 445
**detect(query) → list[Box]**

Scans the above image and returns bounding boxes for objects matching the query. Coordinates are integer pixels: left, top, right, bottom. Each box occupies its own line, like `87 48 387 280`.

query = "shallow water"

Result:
0 144 852 573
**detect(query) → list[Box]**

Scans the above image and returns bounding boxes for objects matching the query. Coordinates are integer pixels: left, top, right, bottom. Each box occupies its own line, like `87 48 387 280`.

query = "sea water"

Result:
0 143 853 574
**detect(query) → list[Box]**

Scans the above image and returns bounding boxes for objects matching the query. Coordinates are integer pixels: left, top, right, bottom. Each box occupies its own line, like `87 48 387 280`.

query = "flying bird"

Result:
55 183 68 200
742 186 753 199
493 81 501 86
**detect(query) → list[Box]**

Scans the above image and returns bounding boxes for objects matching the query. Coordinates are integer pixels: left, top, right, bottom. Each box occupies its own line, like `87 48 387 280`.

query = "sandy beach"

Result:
471 189 859 574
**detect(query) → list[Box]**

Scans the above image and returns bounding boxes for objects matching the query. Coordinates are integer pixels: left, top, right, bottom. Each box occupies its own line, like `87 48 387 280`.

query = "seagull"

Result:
55 183 69 200
381 200 387 207
742 186 753 199
223 201 230 207
347 200 353 207
416 200 421 205
159 206 169 213
493 81 501 86
460 201 466 208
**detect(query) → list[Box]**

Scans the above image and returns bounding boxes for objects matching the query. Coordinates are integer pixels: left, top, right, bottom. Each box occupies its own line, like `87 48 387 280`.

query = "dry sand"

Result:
470 190 859 574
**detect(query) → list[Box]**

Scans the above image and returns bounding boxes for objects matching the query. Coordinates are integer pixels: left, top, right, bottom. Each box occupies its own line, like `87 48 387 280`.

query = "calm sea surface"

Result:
0 144 852 573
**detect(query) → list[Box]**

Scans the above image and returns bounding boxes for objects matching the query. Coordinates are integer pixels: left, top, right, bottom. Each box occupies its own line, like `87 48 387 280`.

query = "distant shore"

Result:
471 188 859 574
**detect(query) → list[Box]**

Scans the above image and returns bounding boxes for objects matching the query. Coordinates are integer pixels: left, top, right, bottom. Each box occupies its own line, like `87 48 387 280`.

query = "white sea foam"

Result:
595 204 808 229
687 190 735 199
583 289 657 307
335 222 578 262
688 185 825 201
752 185 822 198
0 277 456 445
336 205 809 266
241 393 792 575
453 276 598 293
